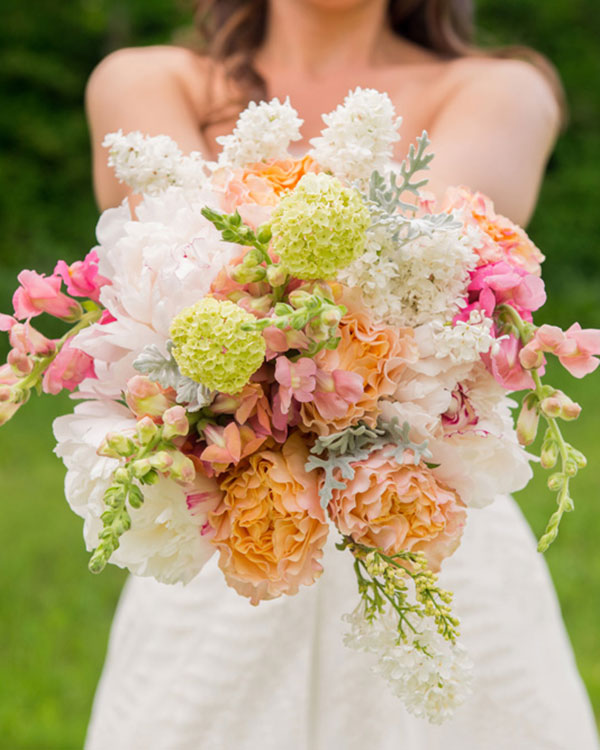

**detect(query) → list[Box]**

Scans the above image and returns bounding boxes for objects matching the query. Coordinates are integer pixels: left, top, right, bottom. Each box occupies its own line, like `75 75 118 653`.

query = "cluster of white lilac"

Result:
343 602 473 724
309 87 402 183
340 223 479 327
103 130 211 195
430 310 500 364
216 96 304 167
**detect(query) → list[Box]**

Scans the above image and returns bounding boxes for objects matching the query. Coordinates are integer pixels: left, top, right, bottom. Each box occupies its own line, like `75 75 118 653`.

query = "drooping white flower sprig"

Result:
216 97 304 167
309 87 402 182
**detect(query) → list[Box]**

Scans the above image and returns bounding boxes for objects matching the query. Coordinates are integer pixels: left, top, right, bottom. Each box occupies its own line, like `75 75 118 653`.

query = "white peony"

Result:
53 400 221 585
309 87 402 183
216 97 303 167
73 186 239 399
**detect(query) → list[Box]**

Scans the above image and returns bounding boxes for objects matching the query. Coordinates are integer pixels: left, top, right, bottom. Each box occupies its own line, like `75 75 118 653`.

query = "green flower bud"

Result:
547 472 564 492
540 440 559 469
231 264 267 284
130 458 153 479
256 224 272 245
136 416 158 445
265 263 287 288
106 432 136 457
114 467 130 484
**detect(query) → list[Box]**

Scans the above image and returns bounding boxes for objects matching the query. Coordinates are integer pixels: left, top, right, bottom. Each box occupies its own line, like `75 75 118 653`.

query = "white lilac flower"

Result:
216 97 303 167
103 130 211 195
430 309 499 364
73 186 239 400
339 222 478 328
343 603 473 724
53 400 218 585
309 87 402 182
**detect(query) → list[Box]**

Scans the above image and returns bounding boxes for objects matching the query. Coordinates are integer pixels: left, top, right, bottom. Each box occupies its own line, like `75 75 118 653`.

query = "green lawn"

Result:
0 365 599 748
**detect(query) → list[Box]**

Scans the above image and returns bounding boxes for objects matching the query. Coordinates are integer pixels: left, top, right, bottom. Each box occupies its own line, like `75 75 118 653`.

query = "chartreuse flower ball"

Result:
270 172 370 280
170 298 266 394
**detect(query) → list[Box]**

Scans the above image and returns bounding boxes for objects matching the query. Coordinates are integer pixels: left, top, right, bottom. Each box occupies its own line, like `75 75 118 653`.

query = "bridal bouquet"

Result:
2 89 599 723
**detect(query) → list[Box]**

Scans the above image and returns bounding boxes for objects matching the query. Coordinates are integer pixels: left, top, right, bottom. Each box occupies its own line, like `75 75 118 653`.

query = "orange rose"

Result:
329 450 466 572
209 432 328 604
300 288 419 435
242 155 319 195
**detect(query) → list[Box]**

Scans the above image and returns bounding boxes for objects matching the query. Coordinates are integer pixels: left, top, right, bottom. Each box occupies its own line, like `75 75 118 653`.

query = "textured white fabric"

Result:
85 494 599 750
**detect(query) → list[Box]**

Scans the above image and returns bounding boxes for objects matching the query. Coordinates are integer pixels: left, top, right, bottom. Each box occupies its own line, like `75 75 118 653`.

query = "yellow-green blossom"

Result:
270 172 370 280
170 298 266 394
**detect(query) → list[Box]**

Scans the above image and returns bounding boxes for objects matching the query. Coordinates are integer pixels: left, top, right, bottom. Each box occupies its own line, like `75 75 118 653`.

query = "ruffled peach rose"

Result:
329 450 466 572
218 156 319 229
300 289 418 435
443 186 544 275
209 432 328 604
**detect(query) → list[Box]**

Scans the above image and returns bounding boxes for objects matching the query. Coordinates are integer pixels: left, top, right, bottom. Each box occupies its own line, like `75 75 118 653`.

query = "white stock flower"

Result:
430 310 498 363
73 186 239 399
103 130 211 195
309 87 402 182
216 97 303 167
343 603 473 724
53 400 219 585
340 222 478 327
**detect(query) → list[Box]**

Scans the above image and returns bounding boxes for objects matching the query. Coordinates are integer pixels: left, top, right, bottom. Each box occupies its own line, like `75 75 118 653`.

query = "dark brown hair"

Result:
193 0 565 122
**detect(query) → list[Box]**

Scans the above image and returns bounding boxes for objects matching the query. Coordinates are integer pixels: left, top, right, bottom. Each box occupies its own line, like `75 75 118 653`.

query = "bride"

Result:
84 1 599 747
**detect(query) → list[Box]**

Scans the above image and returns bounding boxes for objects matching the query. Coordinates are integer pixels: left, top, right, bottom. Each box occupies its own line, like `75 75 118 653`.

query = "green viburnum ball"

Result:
270 172 370 280
169 298 266 394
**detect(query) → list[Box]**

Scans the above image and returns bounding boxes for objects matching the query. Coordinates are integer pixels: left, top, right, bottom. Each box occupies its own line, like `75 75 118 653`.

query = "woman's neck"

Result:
256 0 401 77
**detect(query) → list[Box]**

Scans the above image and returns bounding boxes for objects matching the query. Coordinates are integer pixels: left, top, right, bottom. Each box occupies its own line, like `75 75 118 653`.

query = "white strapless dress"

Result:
85 494 598 750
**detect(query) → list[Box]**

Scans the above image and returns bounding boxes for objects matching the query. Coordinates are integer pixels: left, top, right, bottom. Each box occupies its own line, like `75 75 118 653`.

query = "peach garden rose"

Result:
328 450 467 572
209 432 329 604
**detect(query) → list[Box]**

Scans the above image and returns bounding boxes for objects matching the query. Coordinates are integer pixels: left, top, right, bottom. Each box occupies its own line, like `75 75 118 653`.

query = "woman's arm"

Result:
86 45 211 210
427 59 561 226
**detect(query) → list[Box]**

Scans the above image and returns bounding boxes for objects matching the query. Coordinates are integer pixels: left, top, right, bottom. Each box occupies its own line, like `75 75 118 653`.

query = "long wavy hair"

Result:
192 0 565 123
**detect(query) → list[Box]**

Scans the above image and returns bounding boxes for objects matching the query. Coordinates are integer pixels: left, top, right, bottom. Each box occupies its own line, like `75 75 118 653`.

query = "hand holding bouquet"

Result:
2 89 599 723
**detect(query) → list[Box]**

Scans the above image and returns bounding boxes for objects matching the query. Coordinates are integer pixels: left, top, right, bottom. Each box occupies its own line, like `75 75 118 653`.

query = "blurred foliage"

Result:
0 0 599 746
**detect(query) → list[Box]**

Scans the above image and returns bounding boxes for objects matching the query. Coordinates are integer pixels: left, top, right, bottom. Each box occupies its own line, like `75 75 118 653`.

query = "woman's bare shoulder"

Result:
86 44 214 121
440 56 561 131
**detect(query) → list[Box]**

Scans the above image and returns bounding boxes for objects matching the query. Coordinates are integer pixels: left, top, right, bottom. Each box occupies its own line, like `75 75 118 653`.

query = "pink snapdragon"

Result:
311 368 364 421
0 315 56 356
200 422 265 469
485 335 535 391
41 339 96 394
12 270 82 321
124 375 176 419
275 356 317 412
0 363 21 426
263 326 310 360
520 323 600 378
54 250 110 303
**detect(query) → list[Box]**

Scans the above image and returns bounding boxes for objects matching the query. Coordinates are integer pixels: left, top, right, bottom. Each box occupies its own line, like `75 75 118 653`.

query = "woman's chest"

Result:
200 63 453 161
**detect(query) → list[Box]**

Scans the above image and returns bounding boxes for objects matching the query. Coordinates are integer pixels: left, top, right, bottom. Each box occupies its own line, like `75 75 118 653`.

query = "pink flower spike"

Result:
54 250 110 303
13 269 83 321
554 323 600 378
41 339 95 395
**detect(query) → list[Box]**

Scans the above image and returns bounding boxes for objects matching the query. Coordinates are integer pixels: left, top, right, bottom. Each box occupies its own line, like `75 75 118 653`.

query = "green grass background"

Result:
1 0 599 747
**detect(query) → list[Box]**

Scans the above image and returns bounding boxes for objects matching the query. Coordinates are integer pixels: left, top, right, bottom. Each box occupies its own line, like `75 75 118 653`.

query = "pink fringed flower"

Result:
42 339 96 394
54 250 110 303
12 270 82 321
462 261 546 322
329 450 466 573
444 186 545 275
